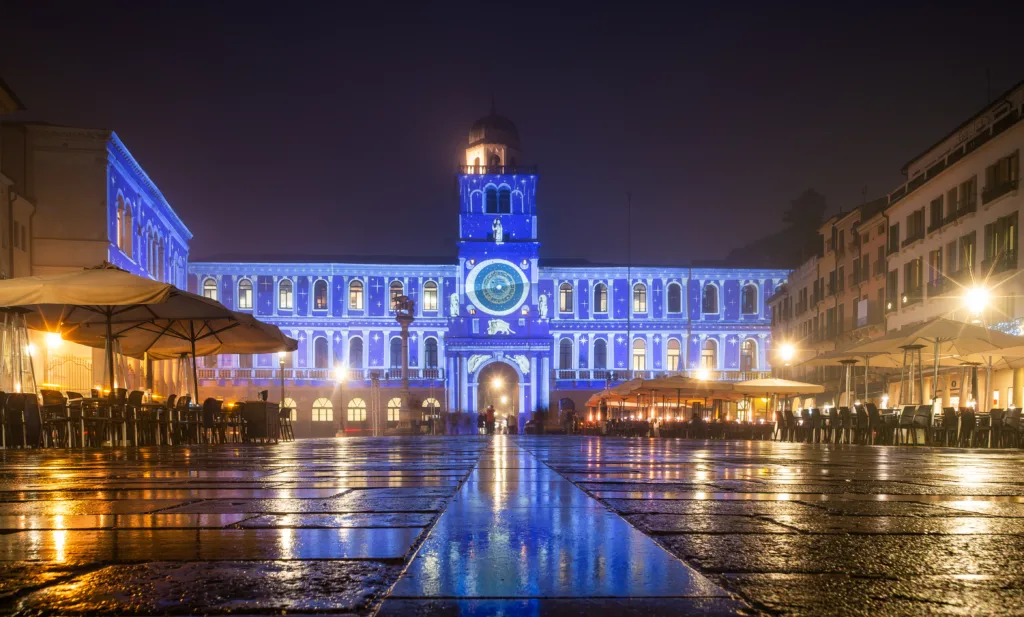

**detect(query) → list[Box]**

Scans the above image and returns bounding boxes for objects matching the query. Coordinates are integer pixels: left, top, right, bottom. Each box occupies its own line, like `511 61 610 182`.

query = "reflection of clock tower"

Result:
445 107 549 425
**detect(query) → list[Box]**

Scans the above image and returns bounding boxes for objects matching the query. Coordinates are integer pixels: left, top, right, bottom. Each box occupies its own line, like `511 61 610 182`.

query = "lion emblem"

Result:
487 319 515 335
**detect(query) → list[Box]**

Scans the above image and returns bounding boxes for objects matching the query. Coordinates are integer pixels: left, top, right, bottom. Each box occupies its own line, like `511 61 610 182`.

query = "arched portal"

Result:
476 361 520 418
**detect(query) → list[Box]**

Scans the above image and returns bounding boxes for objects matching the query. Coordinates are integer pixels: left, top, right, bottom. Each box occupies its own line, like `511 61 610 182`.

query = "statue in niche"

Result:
449 292 460 317
538 294 548 319
492 218 503 244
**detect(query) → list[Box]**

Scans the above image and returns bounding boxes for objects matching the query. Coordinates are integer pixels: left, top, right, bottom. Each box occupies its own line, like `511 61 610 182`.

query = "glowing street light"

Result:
964 286 989 316
696 367 710 381
46 332 63 349
778 342 796 364
491 376 503 389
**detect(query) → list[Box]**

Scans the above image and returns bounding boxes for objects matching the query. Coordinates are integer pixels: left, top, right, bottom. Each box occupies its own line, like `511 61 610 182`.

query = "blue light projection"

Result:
188 131 786 424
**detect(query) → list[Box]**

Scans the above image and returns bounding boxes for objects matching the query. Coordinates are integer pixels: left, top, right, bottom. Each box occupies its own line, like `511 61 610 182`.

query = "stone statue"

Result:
449 292 459 317
512 354 531 375
538 294 548 319
492 218 503 244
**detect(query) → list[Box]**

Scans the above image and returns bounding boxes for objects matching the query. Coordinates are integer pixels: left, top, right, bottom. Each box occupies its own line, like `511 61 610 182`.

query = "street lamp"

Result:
965 286 989 319
278 351 287 409
696 367 710 381
334 362 347 437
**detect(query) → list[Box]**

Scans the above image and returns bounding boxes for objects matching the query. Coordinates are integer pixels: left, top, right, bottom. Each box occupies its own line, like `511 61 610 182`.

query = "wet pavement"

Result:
1 437 1023 615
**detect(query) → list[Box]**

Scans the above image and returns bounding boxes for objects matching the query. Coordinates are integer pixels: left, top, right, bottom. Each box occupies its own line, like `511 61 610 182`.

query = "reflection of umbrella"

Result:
0 264 183 394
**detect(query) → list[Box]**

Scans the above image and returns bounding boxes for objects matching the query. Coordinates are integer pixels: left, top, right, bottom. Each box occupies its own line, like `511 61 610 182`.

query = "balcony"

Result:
982 179 1018 204
982 250 1018 276
926 278 947 298
901 231 925 248
460 164 538 175
197 367 446 383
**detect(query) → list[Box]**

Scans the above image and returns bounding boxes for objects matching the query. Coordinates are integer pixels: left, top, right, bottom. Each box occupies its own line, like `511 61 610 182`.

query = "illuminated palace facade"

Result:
189 114 786 436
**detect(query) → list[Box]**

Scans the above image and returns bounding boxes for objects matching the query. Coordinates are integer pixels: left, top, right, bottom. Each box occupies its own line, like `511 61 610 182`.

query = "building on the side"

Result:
189 113 786 436
884 81 1022 407
0 78 34 281
770 80 1023 410
0 118 192 394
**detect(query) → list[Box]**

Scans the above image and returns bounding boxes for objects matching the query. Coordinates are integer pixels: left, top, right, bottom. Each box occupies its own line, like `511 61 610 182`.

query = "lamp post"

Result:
278 350 286 410
335 362 347 437
394 295 415 429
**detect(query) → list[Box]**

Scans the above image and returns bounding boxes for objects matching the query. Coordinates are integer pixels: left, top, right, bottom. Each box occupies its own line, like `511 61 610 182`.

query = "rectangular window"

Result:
905 208 925 245
633 347 646 371
666 347 680 371
946 240 958 275
387 407 401 423
903 258 923 304
886 269 898 312
238 283 253 309
595 285 608 313
347 408 367 422
633 286 647 313
983 150 1019 203
888 223 900 254
837 266 845 292
929 196 943 231
875 245 884 276
984 212 1019 273
559 285 573 313
349 281 364 310
959 176 978 214
959 232 976 275
279 284 293 310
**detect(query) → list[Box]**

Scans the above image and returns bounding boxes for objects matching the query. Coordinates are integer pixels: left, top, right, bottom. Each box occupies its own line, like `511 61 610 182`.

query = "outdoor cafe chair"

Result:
39 389 69 448
200 398 224 444
2 393 41 449
911 405 933 445
835 407 853 444
931 407 959 447
127 390 147 446
107 388 129 446
896 405 917 445
1003 409 1021 448
782 409 796 442
807 408 823 443
958 408 976 448
989 409 1005 448
853 404 869 444
820 408 835 443
865 403 884 445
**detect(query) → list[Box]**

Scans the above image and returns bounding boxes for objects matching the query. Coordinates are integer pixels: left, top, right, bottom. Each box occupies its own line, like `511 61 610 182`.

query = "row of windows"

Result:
279 335 441 370
555 337 759 371
202 278 440 313
557 282 759 315
288 397 442 423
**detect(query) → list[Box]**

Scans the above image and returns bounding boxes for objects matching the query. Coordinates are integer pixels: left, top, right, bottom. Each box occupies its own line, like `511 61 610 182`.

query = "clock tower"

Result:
446 108 550 426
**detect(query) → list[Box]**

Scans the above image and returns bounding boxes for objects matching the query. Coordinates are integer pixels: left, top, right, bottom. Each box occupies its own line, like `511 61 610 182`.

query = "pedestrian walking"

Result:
485 405 496 435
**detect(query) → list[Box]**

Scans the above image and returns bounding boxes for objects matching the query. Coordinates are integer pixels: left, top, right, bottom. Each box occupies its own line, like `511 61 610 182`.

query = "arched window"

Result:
702 283 719 314
349 280 364 310
473 156 481 171
390 281 404 311
741 339 757 371
701 339 718 369
423 281 438 311
485 187 498 213
498 187 511 214
387 397 402 423
237 279 253 310
124 206 134 256
559 283 574 313
347 398 367 422
632 339 647 371
667 339 681 371
116 201 124 249
593 283 608 313
559 338 573 369
314 336 329 369
202 278 218 301
422 398 441 411
279 279 293 310
667 283 682 313
348 337 364 369
741 284 758 315
424 337 439 369
390 337 403 368
313 279 328 310
312 397 334 422
633 283 647 313
594 338 607 370
488 153 501 168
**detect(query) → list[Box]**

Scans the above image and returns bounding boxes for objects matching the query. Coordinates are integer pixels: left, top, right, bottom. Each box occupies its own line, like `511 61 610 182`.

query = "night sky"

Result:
1 2 1021 265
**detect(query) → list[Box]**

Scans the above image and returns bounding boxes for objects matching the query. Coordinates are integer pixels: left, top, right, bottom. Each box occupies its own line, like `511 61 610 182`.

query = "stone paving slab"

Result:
0 513 251 530
239 512 436 528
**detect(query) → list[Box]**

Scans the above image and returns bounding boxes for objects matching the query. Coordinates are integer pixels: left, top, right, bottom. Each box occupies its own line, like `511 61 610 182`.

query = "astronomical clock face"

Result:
465 259 530 316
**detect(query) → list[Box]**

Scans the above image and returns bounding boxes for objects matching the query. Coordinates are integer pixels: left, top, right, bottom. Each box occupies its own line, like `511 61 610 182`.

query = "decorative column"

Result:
539 355 550 411
395 296 415 426
459 355 469 414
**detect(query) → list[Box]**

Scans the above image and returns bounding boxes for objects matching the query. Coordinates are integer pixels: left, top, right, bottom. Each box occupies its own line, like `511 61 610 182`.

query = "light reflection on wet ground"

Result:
3 436 1024 615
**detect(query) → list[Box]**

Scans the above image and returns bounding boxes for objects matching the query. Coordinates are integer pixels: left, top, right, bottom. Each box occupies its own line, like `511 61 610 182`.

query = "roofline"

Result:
0 77 26 111
108 132 193 241
900 79 1024 175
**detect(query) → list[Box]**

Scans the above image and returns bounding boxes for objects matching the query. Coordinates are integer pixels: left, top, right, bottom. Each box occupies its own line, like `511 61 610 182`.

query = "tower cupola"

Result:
465 101 522 172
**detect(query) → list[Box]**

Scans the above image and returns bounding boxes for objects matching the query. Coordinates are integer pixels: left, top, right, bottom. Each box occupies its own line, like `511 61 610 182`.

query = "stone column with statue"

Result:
394 295 415 429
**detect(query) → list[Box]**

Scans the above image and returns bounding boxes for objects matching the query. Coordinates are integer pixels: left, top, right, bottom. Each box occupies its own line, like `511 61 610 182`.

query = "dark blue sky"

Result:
1 2 1021 265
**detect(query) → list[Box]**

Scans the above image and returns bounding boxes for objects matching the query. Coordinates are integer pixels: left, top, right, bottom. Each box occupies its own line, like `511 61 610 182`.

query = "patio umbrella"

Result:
733 378 825 396
799 348 964 406
840 317 1024 405
55 302 296 399
0 264 181 394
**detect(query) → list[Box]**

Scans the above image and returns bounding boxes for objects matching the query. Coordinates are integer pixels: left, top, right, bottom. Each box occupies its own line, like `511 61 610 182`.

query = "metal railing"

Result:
552 369 771 383
459 164 538 175
44 353 94 392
